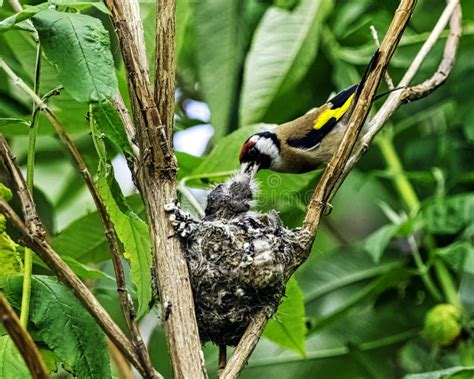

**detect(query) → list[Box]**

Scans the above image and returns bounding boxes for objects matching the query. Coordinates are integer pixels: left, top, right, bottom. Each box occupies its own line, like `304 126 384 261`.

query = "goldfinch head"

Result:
239 131 281 174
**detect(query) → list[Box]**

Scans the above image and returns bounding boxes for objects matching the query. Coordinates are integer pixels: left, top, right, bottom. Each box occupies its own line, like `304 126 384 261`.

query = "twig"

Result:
111 96 139 158
0 136 159 378
20 40 42 330
104 1 206 378
107 339 133 379
218 344 227 374
370 25 395 90
220 313 267 379
0 293 48 379
402 1 462 101
0 59 158 378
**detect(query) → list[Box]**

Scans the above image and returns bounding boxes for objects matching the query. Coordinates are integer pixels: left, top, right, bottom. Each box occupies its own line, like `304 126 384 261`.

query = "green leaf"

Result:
0 335 31 379
51 194 146 264
0 183 12 202
0 2 107 31
193 0 244 139
32 9 118 103
437 241 474 275
4 276 111 378
421 194 474 235
176 0 191 61
96 172 153 318
0 3 48 31
298 248 406 330
240 0 332 125
263 277 306 355
0 117 30 129
404 367 474 379
91 101 134 156
0 224 23 278
362 223 399 263
91 115 152 318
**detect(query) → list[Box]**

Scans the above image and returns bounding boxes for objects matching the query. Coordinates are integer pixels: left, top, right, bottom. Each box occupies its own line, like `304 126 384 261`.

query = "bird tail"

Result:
354 49 380 100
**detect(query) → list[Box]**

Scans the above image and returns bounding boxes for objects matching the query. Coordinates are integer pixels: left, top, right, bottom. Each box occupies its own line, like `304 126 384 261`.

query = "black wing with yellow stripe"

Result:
287 84 358 150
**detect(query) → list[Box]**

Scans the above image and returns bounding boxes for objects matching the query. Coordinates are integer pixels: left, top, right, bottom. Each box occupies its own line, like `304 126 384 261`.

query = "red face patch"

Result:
239 140 255 163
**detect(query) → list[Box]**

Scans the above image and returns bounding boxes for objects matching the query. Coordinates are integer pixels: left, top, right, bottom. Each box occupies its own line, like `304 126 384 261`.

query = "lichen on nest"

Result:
166 172 311 346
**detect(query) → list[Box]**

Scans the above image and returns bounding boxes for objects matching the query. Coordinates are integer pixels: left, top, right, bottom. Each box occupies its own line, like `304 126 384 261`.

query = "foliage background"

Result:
0 0 474 378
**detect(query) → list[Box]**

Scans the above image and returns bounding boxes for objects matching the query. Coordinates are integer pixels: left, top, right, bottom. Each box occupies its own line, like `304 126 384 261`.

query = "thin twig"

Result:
402 1 462 101
218 344 227 376
177 181 205 218
0 135 159 378
0 293 48 379
370 25 395 90
107 339 133 379
0 58 158 378
20 41 42 330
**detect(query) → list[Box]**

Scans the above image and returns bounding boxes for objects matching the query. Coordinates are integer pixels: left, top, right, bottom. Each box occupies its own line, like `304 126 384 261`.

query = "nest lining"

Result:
166 173 311 346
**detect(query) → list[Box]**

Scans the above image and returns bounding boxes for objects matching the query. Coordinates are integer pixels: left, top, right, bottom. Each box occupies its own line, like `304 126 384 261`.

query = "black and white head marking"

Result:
240 131 282 171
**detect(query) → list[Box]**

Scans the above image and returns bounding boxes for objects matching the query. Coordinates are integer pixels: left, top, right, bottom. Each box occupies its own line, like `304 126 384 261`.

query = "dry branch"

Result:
103 1 206 377
0 135 159 378
0 293 48 379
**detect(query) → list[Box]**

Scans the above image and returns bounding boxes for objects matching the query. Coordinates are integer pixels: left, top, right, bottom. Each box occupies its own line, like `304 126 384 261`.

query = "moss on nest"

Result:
166 173 311 346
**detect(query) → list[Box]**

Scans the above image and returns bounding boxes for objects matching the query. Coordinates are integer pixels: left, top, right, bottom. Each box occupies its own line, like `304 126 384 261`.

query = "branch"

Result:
103 0 175 172
0 293 48 379
154 0 176 141
220 313 267 379
402 1 462 101
103 1 206 377
0 135 160 379
0 59 158 378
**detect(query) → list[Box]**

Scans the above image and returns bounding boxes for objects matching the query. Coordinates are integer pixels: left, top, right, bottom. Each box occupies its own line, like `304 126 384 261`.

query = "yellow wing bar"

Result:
313 93 355 130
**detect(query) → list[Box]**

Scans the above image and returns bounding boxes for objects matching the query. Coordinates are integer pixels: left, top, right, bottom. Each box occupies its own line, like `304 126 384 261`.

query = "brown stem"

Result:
154 0 177 142
0 135 159 379
0 293 48 379
218 344 227 374
402 1 462 102
103 1 205 377
107 338 133 379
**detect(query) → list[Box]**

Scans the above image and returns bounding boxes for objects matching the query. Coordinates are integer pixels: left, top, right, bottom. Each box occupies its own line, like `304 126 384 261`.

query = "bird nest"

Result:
165 173 311 346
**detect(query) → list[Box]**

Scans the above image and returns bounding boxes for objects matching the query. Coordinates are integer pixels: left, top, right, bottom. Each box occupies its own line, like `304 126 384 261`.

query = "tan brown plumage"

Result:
239 49 379 175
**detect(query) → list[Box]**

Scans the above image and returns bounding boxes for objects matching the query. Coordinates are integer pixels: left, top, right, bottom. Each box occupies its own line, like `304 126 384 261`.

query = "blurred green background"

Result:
1 0 474 378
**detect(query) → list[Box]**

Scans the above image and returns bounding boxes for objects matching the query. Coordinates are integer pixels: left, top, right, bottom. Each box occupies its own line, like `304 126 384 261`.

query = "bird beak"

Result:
240 162 259 176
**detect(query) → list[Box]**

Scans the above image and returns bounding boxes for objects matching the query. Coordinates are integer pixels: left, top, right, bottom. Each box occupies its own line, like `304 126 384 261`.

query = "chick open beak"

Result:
240 161 260 176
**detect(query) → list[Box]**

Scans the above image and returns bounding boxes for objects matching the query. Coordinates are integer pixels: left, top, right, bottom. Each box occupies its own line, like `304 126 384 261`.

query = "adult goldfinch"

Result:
240 50 379 174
